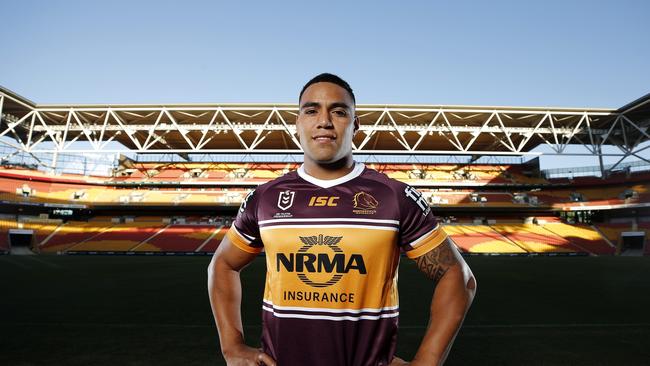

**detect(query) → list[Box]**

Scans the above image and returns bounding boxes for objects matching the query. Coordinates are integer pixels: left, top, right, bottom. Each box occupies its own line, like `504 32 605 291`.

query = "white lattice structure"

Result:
1 86 649 175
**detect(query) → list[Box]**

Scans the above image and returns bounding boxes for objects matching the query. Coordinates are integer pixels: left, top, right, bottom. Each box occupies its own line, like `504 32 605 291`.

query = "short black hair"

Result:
299 73 356 105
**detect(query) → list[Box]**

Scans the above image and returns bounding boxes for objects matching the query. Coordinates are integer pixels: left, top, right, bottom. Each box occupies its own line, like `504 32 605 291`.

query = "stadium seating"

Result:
490 224 583 253
109 162 552 186
2 162 649 256
3 164 648 211
443 222 615 255
67 222 166 252
133 224 221 252
593 223 630 247
34 216 231 253
443 225 527 253
0 217 65 253
39 220 115 253
22 219 62 251
197 227 229 252
0 217 17 252
542 223 616 255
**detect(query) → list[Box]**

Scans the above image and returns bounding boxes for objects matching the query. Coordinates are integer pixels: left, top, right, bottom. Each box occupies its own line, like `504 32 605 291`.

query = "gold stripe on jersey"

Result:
227 227 263 254
261 226 400 311
405 226 448 259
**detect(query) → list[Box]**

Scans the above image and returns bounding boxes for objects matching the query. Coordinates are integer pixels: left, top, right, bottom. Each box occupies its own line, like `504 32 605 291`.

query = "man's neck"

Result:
302 156 355 180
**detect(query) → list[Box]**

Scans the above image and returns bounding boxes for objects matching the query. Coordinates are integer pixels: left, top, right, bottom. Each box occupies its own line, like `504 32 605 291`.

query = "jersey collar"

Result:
297 162 365 188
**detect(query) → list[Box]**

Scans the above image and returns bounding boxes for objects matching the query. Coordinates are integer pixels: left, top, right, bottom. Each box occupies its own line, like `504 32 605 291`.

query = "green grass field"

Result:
1 255 650 366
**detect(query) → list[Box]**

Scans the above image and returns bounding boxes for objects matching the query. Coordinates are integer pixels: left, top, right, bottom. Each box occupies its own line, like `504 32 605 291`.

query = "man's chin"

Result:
303 147 352 166
304 150 338 164
311 157 338 164
306 154 351 167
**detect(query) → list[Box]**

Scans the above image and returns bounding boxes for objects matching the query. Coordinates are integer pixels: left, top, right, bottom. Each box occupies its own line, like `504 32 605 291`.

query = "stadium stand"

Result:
2 160 649 256
542 223 616 255
0 217 16 253
22 219 62 251
594 223 630 246
107 162 553 187
1 86 649 261
67 221 167 252
489 224 584 253
26 215 232 254
196 227 229 253
39 220 115 253
3 163 648 210
133 224 223 252
443 225 527 253
442 218 617 255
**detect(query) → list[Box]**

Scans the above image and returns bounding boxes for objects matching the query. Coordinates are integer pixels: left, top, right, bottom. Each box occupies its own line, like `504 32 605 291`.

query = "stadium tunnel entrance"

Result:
620 232 646 256
8 229 35 255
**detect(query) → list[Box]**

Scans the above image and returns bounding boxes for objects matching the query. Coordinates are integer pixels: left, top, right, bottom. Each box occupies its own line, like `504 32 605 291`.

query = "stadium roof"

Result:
1 86 649 164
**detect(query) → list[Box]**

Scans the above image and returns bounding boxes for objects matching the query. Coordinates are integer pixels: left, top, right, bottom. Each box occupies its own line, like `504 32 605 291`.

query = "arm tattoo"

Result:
415 242 456 284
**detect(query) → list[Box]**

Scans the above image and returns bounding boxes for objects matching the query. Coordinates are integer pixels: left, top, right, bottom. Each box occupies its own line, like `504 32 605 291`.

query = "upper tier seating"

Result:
1 165 649 212
108 162 551 186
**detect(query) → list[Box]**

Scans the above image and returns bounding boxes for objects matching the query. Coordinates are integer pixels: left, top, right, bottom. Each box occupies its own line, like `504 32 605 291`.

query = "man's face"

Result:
296 82 359 165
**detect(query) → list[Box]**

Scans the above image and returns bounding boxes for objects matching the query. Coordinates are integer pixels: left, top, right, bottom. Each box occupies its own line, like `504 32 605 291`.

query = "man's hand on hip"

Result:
223 344 276 366
389 356 410 365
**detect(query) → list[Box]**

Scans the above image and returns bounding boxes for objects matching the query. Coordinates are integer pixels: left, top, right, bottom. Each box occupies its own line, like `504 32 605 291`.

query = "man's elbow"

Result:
207 260 217 294
439 263 476 308
451 261 476 307
464 270 477 305
207 255 223 284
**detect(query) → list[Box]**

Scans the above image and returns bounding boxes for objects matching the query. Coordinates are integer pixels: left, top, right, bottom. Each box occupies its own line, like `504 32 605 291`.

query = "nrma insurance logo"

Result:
276 234 367 288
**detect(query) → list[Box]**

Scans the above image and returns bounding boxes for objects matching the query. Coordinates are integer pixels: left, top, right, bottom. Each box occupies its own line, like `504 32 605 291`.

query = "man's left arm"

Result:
406 237 477 366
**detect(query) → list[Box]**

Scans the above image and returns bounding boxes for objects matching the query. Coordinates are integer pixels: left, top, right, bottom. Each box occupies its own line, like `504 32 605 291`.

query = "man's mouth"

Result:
312 135 336 142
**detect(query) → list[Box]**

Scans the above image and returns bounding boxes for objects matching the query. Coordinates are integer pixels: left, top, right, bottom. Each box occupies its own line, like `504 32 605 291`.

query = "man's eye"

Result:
333 110 347 116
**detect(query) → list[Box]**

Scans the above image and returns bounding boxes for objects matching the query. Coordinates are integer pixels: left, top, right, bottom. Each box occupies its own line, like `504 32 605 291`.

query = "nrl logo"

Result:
277 190 295 211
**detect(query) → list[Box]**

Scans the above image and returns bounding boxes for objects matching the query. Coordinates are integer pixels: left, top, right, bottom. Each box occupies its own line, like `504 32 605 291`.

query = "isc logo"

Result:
308 196 339 207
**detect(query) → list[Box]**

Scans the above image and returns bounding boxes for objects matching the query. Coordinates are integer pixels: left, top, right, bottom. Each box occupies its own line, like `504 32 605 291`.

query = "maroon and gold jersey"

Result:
227 163 447 366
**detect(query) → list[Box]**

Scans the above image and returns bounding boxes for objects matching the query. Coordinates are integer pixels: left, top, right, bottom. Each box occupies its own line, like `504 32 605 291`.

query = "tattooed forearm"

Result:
415 241 456 284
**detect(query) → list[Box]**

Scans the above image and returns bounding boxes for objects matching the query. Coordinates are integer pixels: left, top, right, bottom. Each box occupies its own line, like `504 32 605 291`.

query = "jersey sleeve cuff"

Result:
405 226 448 259
227 227 263 254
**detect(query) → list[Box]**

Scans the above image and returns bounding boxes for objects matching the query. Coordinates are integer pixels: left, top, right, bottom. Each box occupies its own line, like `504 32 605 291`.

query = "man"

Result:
208 73 476 366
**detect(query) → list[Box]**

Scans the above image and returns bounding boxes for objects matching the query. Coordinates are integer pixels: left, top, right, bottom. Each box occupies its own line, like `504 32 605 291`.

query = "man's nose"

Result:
316 111 333 128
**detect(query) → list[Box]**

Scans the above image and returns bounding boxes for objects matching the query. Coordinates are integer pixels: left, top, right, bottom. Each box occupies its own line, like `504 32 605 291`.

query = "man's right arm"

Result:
207 236 276 366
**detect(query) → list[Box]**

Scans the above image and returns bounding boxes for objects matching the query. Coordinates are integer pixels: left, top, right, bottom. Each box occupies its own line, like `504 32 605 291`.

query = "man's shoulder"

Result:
360 166 409 190
254 169 301 193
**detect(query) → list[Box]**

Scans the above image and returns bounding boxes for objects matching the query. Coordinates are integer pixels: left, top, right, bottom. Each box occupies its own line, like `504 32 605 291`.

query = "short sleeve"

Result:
226 189 264 254
399 184 448 259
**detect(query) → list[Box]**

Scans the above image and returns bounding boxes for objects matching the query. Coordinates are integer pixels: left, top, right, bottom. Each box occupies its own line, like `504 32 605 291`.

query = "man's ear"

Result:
295 115 303 144
353 115 360 135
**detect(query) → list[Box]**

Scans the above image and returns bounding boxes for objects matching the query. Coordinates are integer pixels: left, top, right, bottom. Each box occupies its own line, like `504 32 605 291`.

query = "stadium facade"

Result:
1 86 649 256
